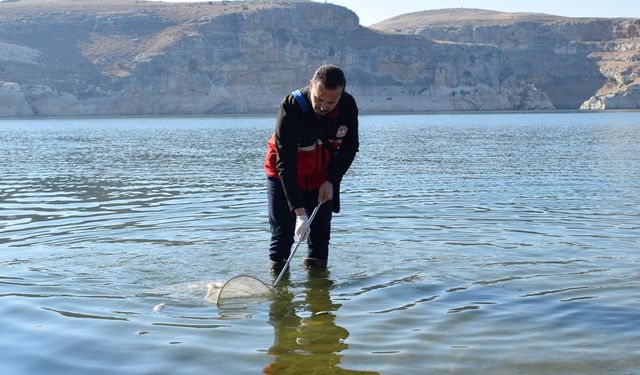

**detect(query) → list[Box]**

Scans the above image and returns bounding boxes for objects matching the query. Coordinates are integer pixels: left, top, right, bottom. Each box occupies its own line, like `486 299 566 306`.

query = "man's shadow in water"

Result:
263 270 378 375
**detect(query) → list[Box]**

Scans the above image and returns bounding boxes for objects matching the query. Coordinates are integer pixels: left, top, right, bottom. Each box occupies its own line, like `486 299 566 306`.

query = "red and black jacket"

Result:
264 86 359 211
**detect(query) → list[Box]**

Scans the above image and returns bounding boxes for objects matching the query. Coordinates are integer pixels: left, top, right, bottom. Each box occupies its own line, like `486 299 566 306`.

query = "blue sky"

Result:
162 1 640 26
323 0 640 25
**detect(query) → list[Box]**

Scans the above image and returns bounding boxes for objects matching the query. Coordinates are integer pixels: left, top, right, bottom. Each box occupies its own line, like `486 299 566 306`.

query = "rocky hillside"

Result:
372 8 640 110
0 1 638 116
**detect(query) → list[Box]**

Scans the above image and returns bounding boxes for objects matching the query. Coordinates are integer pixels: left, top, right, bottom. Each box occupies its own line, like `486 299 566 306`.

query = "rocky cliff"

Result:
0 1 637 116
372 9 640 110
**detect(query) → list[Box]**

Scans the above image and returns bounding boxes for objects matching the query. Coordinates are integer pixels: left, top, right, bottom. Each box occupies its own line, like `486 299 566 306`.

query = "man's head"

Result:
309 65 345 116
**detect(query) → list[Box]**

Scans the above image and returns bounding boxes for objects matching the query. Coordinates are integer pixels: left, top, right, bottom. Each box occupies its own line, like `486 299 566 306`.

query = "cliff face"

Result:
579 37 640 109
0 1 636 116
372 9 640 110
0 81 33 116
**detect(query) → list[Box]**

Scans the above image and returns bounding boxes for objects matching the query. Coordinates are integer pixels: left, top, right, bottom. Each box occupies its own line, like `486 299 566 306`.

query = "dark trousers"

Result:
267 177 333 262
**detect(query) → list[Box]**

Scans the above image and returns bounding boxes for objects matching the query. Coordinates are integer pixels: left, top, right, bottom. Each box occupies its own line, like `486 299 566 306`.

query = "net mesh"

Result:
213 275 274 309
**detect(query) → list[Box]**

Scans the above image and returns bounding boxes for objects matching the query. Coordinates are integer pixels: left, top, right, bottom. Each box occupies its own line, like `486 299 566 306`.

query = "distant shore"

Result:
3 109 640 122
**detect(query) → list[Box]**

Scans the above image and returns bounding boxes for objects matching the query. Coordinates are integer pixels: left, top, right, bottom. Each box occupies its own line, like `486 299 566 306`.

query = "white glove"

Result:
295 215 311 240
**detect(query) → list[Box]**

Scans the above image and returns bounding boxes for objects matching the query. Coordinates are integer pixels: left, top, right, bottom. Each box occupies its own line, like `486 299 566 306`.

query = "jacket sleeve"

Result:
327 94 359 185
274 96 305 210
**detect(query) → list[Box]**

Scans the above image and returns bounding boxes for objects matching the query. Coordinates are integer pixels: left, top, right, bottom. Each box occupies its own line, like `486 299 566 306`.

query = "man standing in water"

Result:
264 64 359 272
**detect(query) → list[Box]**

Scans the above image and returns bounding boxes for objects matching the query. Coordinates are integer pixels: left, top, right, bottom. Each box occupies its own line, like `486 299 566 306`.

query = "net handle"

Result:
272 201 322 287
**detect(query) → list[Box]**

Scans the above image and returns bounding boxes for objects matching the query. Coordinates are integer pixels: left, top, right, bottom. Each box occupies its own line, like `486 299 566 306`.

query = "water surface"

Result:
1 113 639 374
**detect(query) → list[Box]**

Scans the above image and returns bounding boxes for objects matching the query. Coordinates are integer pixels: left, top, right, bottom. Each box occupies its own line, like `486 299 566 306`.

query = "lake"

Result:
1 112 639 374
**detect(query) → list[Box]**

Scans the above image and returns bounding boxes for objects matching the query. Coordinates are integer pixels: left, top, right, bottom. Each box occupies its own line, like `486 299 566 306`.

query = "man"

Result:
264 64 359 272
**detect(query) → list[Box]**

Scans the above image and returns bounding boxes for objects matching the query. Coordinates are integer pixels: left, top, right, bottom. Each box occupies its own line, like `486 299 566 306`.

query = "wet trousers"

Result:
267 177 333 262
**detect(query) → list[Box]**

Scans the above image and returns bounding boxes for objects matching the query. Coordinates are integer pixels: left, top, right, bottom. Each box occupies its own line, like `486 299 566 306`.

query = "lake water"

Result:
1 112 639 374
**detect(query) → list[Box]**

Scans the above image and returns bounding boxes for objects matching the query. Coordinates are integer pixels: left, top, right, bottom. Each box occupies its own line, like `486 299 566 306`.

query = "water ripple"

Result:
41 307 129 321
1 114 639 374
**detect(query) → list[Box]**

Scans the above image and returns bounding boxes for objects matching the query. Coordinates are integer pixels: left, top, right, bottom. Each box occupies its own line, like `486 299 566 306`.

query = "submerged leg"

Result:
267 177 295 265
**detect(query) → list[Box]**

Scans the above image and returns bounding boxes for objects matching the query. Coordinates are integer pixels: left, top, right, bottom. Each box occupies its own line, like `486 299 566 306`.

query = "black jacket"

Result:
265 86 359 211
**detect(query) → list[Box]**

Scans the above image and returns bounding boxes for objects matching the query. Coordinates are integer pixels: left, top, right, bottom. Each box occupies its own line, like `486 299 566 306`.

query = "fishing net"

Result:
213 275 274 309
212 203 321 309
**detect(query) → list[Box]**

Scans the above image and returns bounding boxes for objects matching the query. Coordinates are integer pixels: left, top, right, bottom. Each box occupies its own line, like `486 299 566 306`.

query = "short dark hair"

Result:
311 64 346 90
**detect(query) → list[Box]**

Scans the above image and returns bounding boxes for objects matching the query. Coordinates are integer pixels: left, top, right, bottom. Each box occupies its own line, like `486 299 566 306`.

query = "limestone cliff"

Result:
0 81 33 116
0 1 636 116
579 37 640 109
372 9 640 110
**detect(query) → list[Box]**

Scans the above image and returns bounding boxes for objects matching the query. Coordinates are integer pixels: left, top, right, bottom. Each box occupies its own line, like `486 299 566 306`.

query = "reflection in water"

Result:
264 271 378 375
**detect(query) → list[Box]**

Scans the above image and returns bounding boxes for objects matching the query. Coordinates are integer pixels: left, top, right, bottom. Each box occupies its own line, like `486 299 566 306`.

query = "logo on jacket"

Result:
336 125 348 138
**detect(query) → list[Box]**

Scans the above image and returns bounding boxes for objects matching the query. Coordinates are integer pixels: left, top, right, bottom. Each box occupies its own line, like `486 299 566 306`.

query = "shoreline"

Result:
1 109 639 121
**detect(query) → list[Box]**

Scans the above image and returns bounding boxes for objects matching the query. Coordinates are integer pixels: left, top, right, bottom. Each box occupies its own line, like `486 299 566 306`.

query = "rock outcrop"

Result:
372 8 640 110
579 38 640 109
0 81 33 117
0 1 638 116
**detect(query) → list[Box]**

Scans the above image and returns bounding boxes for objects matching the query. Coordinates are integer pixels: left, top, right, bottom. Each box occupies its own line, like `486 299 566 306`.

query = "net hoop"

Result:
215 274 274 309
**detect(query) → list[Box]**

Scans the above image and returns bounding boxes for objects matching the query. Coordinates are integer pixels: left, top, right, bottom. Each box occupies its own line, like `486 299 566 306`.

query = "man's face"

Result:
309 80 342 116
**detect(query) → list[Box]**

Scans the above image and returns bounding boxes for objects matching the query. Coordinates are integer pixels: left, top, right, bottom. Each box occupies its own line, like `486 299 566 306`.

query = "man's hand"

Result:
295 214 311 240
318 181 333 203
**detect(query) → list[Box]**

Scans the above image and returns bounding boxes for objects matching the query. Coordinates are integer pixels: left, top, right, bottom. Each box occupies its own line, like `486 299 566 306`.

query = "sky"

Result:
323 0 640 26
162 1 640 26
